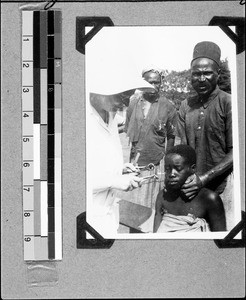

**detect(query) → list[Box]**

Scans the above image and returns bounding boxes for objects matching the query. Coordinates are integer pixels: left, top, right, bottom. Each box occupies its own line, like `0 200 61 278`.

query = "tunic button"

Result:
197 126 201 130
200 111 204 115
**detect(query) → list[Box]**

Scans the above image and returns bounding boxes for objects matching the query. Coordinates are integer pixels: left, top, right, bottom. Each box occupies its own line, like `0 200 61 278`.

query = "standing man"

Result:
122 68 177 208
177 41 234 230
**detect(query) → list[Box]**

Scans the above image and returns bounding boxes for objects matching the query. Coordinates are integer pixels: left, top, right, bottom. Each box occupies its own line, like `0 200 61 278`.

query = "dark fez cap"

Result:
192 41 221 66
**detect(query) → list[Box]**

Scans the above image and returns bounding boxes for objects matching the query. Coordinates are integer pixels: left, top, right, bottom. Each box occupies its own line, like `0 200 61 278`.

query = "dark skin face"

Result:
114 87 157 110
191 58 220 99
154 153 227 232
142 71 161 102
164 154 195 192
143 71 162 92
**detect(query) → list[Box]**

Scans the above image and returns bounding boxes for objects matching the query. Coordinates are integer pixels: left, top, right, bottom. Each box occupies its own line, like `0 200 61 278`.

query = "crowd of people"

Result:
87 41 234 237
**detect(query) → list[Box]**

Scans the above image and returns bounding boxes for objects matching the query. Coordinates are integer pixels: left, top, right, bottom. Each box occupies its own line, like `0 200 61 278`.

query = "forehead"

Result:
165 153 186 165
191 57 218 71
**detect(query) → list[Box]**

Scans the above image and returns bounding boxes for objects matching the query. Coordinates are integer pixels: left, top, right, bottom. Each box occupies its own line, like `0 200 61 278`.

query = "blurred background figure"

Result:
119 68 177 209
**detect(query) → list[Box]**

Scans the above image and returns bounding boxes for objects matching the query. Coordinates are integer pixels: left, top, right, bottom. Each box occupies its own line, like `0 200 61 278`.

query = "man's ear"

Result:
217 68 221 78
190 164 196 174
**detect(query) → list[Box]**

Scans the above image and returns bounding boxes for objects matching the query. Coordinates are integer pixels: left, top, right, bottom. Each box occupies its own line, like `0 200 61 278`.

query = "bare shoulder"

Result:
198 188 223 208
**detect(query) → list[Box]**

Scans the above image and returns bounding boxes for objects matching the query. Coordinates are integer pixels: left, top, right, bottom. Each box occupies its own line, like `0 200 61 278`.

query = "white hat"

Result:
88 76 155 95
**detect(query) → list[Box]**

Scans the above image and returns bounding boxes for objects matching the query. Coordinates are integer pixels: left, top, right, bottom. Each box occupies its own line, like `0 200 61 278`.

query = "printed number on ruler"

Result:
22 10 34 260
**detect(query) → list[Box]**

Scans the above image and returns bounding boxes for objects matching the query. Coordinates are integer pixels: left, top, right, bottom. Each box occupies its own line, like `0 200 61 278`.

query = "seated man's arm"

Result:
153 192 164 233
204 190 227 232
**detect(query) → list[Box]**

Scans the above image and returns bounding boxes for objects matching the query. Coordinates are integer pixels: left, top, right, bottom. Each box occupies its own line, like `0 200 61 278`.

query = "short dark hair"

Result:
166 145 196 166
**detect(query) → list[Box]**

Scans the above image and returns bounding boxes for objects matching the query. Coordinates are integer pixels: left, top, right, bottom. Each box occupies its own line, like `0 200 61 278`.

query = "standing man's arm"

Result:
201 151 233 186
182 151 233 199
153 192 164 232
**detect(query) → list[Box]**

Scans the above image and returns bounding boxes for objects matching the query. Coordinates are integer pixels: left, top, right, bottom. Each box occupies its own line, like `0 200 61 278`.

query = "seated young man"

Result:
153 145 226 233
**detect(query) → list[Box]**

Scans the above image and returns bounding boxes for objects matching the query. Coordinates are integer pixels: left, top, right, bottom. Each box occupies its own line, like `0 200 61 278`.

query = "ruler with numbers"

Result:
22 10 62 261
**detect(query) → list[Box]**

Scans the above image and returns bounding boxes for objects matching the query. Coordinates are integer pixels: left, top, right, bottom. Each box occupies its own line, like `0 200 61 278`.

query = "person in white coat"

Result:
86 78 157 238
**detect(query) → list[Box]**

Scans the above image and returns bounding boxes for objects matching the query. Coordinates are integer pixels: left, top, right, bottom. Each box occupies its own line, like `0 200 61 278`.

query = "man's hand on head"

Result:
181 173 203 200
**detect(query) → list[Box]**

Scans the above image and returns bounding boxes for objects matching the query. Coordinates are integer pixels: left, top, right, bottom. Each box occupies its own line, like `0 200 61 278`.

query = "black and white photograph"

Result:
1 1 245 298
86 26 241 239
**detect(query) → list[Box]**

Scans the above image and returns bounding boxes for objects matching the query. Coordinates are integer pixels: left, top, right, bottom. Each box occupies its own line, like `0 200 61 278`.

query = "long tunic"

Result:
176 86 232 194
124 93 177 166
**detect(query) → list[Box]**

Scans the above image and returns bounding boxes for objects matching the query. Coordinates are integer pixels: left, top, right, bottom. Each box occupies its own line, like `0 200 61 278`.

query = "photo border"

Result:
83 23 242 240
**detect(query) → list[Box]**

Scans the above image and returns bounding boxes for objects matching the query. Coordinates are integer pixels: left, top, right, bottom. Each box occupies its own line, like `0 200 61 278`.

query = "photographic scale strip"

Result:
22 10 62 260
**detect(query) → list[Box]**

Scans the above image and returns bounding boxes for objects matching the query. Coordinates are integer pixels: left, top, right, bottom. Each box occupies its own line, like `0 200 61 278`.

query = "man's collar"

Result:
140 93 160 103
200 85 220 108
